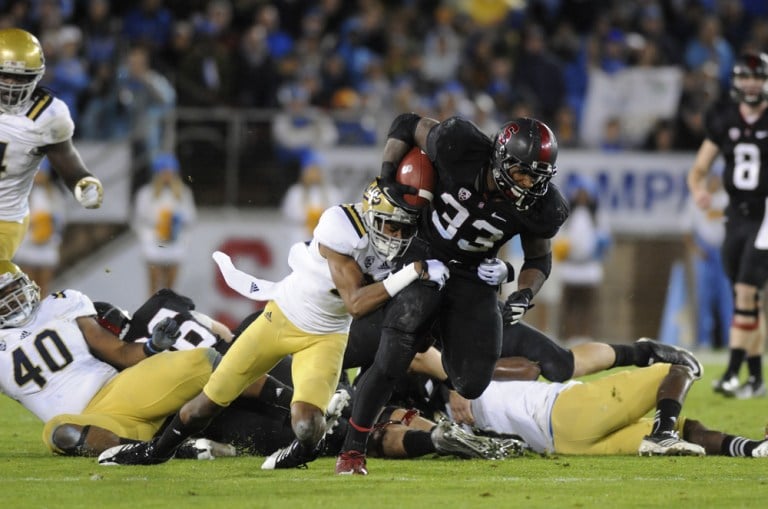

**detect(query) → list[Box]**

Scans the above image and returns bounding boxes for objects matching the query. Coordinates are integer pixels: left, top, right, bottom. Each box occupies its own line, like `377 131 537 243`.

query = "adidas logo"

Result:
264 311 272 322
249 282 260 293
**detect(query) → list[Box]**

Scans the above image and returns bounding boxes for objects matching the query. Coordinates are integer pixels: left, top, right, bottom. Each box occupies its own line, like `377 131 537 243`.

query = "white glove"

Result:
74 176 103 209
477 258 509 286
424 259 450 290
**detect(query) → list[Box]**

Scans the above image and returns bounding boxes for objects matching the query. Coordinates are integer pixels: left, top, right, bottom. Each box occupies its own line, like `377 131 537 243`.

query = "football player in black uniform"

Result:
336 114 569 474
688 52 768 400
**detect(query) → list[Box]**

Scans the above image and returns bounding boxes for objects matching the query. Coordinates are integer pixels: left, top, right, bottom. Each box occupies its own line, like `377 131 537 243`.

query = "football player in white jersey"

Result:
470 362 768 458
0 261 234 458
98 178 451 467
0 28 103 267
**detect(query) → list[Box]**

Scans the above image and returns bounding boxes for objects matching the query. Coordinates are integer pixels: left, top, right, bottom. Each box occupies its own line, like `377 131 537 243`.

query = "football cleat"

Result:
712 375 740 395
635 338 703 379
497 436 529 458
335 450 368 475
261 439 322 470
725 378 767 400
638 431 705 457
430 420 505 460
98 438 172 466
752 441 768 458
174 438 237 460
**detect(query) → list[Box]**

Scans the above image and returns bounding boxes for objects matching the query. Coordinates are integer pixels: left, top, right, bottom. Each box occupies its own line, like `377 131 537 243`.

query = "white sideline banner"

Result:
320 148 700 236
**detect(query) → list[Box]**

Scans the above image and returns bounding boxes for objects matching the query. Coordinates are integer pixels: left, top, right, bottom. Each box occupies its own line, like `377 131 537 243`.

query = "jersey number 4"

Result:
13 330 73 389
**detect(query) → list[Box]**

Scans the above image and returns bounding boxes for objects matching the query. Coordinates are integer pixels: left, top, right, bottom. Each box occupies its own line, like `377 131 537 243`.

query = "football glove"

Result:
74 176 103 209
502 288 535 326
380 161 418 207
477 258 510 286
423 259 450 290
143 316 181 356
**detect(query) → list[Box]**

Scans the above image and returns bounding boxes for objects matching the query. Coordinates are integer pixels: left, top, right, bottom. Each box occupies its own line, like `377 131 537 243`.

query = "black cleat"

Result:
635 338 703 379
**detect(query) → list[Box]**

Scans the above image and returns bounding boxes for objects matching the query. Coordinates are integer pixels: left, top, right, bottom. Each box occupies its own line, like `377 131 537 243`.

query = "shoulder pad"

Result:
29 93 75 143
313 204 368 255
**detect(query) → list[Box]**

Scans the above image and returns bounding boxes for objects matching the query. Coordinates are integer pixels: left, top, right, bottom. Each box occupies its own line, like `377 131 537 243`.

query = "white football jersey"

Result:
273 203 395 334
470 379 579 454
0 92 74 221
0 290 117 422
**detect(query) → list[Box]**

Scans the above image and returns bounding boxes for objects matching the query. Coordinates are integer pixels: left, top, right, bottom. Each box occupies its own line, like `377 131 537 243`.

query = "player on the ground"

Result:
97 179 449 467
0 28 103 268
0 262 232 458
471 362 768 458
336 114 569 474
688 51 768 399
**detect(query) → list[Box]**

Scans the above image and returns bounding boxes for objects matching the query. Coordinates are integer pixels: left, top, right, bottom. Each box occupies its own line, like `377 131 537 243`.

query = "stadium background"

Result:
11 0 766 345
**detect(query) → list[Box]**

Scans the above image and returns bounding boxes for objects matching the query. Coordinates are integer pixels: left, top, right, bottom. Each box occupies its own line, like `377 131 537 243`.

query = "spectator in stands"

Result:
272 81 338 168
115 44 176 178
132 153 197 297
684 14 734 89
174 25 235 107
512 24 566 125
121 0 174 56
14 161 66 297
236 24 279 108
39 25 88 124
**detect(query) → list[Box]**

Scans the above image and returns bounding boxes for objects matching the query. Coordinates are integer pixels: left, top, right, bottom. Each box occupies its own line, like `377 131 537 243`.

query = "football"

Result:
396 147 435 209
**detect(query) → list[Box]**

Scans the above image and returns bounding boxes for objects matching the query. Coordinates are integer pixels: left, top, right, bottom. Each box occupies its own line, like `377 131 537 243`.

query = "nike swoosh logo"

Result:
491 212 507 222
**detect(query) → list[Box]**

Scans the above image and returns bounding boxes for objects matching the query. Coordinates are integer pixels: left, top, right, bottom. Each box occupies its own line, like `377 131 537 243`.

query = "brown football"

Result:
396 147 435 208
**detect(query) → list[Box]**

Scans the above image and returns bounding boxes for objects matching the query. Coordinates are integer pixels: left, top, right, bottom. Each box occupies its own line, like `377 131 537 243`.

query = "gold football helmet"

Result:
0 261 41 328
0 28 45 114
362 178 419 261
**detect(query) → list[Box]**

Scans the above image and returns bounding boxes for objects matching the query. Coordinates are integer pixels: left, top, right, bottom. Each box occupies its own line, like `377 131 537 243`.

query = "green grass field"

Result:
1 359 766 509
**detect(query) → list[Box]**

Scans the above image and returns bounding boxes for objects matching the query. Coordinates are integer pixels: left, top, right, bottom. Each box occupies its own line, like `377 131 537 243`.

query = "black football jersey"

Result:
422 116 569 265
123 289 227 353
705 101 768 218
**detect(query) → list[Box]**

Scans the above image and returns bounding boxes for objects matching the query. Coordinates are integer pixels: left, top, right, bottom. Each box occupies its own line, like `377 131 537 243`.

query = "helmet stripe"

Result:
341 204 366 238
537 122 553 163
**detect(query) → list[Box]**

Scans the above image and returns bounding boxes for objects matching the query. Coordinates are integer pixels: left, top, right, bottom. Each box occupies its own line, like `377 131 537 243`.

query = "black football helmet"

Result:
730 52 768 105
490 118 558 210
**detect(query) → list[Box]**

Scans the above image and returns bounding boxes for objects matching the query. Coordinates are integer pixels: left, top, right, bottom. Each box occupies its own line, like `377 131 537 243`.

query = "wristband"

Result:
143 341 160 356
382 262 419 297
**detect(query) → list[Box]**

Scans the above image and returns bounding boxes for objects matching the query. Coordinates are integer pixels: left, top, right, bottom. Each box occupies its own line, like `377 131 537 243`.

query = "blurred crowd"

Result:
2 0 767 153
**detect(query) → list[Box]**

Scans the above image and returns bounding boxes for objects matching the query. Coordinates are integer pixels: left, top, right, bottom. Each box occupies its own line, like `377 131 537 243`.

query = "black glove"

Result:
143 316 181 356
502 288 535 326
380 162 418 207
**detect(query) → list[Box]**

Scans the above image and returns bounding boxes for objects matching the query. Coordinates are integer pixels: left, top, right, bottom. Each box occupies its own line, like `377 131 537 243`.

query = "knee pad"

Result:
51 424 89 456
539 350 575 383
733 307 759 331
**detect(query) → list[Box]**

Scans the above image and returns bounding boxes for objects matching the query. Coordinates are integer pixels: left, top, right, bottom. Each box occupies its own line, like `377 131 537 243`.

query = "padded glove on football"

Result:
502 288 535 326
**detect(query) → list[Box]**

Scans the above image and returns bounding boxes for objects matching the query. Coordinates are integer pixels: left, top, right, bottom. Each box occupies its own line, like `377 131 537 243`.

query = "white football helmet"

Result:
362 178 419 261
0 262 41 328
0 28 45 115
